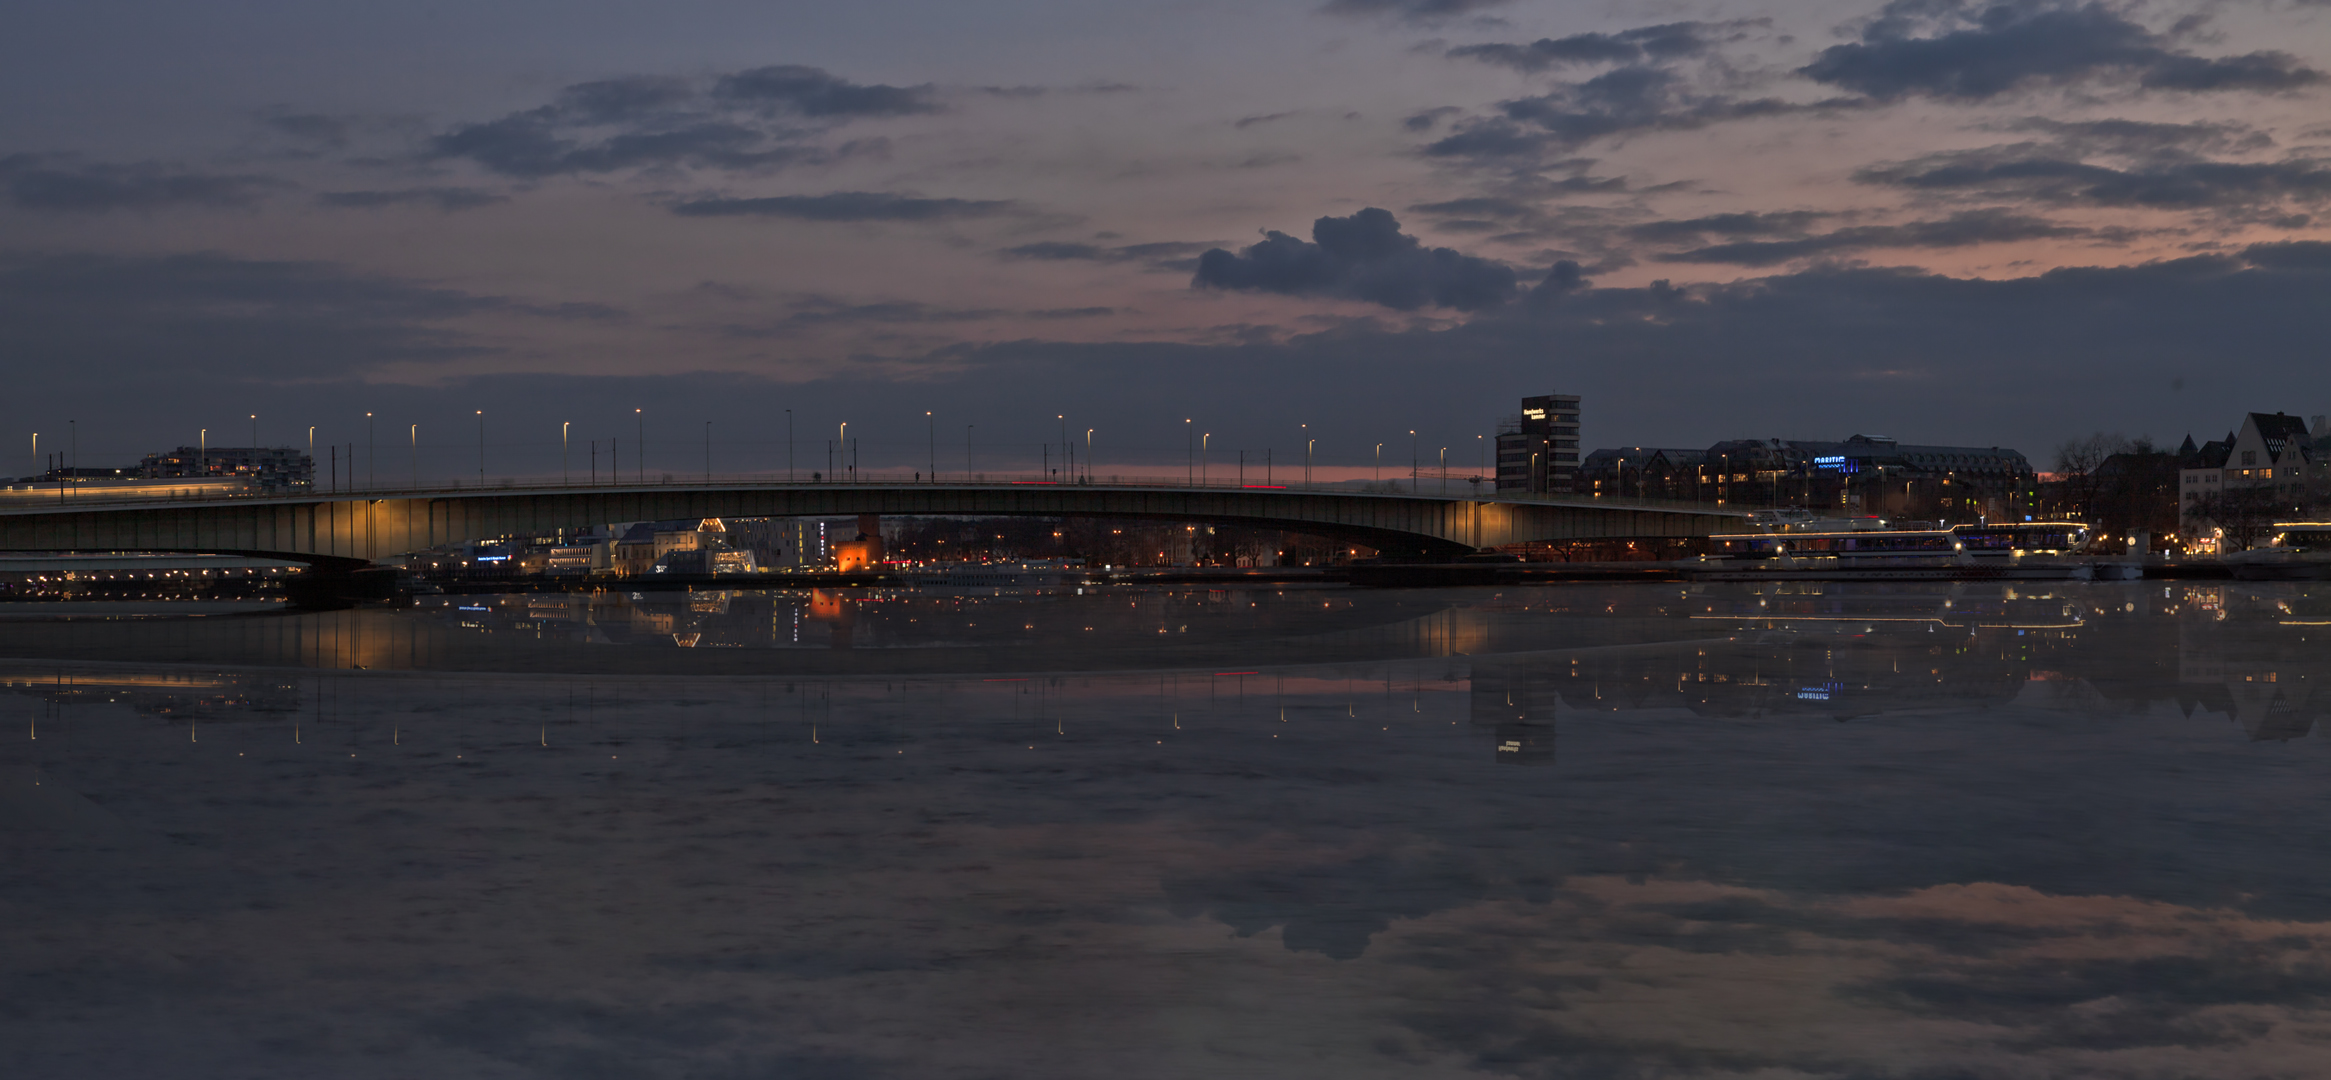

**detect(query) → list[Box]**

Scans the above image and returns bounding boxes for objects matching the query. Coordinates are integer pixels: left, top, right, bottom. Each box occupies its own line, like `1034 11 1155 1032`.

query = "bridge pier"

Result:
285 559 400 609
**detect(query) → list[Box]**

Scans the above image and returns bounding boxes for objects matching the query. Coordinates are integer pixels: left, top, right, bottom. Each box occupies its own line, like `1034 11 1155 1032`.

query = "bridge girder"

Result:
0 484 1745 564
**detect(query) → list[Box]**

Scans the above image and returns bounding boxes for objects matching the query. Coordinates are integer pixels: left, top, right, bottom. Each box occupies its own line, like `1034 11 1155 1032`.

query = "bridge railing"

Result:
0 469 1747 516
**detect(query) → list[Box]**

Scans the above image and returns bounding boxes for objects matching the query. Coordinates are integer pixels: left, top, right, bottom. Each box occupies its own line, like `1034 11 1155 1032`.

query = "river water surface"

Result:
5 581 2330 1078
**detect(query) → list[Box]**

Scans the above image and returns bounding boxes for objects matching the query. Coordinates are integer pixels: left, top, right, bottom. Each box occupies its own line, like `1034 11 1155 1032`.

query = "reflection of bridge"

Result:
0 480 1747 570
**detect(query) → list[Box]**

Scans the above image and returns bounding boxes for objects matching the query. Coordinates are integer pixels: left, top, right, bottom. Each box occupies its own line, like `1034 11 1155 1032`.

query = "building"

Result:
1494 394 1580 496
2178 413 2329 551
140 446 313 492
1575 433 2036 520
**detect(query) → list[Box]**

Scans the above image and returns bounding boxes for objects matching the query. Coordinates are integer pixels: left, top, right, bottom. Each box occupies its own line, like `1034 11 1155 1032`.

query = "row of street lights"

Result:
33 411 1499 494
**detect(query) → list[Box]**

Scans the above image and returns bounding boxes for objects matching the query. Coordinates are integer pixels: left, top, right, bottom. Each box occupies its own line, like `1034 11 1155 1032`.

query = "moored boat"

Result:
1692 517 2097 582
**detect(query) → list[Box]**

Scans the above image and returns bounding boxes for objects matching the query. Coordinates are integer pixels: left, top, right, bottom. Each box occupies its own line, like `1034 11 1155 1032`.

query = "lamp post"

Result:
307 426 316 489
1184 419 1193 485
1057 414 1067 482
200 428 207 480
475 410 485 487
785 408 794 481
1374 443 1382 483
1201 433 1210 486
1085 428 1093 483
562 422 570 485
1439 447 1447 495
1300 424 1309 486
249 414 257 450
634 408 643 484
365 413 374 491
927 411 935 481
838 422 847 482
966 424 974 480
410 424 418 489
1409 430 1417 486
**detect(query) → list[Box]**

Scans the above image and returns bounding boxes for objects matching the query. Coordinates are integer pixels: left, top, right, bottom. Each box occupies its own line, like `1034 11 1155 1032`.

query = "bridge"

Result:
0 477 1747 592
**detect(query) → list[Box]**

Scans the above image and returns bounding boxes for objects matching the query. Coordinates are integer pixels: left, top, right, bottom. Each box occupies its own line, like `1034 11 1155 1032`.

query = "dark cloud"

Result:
1624 210 1835 243
996 239 1215 270
2002 117 2274 158
1233 111 1294 129
316 187 507 212
711 65 940 117
428 117 814 178
670 192 1019 222
1401 106 1464 132
1446 22 1733 72
1857 147 2331 211
1192 207 1520 311
1318 0 1516 22
426 65 929 178
551 76 699 122
1424 67 1821 166
1655 209 2087 266
0 155 276 213
1801 1 2325 102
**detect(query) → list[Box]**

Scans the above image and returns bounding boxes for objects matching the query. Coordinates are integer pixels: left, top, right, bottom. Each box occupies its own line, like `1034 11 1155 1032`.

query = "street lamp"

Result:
562 422 570 485
308 426 316 488
1409 430 1417 486
410 424 419 489
966 424 974 480
365 412 373 491
785 408 793 481
634 408 643 484
1085 428 1093 483
1439 447 1447 495
838 422 848 481
1374 442 1382 483
927 411 935 480
1201 433 1210 485
1184 419 1193 485
476 410 485 487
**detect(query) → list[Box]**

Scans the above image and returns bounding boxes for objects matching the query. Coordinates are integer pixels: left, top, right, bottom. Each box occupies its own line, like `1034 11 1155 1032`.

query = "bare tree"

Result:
2052 431 2134 521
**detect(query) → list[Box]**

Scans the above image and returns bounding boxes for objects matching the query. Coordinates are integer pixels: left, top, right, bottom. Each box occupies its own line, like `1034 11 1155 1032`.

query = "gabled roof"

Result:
2249 412 2312 460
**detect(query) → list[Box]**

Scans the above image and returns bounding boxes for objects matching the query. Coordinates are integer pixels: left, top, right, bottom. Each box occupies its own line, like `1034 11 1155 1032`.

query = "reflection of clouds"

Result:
9 585 2331 1074
1376 878 2331 1074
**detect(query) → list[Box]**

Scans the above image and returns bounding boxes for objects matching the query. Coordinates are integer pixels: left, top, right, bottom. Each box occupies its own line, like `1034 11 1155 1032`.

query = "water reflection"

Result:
5 582 2331 1077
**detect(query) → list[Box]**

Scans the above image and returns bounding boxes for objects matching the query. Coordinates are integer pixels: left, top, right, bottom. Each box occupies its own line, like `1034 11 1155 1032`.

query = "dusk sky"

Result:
8 0 2331 478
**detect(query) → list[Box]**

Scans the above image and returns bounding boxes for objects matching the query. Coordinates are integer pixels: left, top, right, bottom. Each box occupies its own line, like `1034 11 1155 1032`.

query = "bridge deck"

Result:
0 480 1749 564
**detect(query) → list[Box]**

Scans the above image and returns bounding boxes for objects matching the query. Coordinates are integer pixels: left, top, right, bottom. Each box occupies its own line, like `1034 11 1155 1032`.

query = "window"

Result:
2243 451 2257 465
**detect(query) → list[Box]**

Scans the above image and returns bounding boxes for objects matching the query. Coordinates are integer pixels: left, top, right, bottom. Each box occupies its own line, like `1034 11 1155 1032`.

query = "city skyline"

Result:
7 0 2331 469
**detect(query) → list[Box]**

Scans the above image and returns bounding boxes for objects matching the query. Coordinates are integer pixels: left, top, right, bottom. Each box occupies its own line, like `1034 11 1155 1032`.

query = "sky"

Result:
6 0 2331 480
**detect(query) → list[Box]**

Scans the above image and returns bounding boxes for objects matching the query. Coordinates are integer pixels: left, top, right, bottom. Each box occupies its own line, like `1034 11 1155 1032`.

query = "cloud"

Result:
996 239 1215 269
1801 1 2324 102
1857 147 2331 211
0 155 276 213
316 187 507 212
1318 0 1516 23
425 65 932 179
711 65 940 117
1655 209 2088 266
669 192 1020 222
1423 66 1822 166
428 117 816 178
1624 210 1835 243
1446 21 1735 72
1192 207 1520 311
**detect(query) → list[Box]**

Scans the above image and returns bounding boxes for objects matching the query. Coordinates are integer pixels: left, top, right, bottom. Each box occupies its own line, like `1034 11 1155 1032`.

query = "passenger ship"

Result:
2226 523 2331 581
1693 513 2097 581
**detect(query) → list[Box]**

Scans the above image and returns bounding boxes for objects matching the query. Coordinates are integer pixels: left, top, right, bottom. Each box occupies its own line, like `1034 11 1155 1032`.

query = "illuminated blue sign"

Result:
1813 456 1858 474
